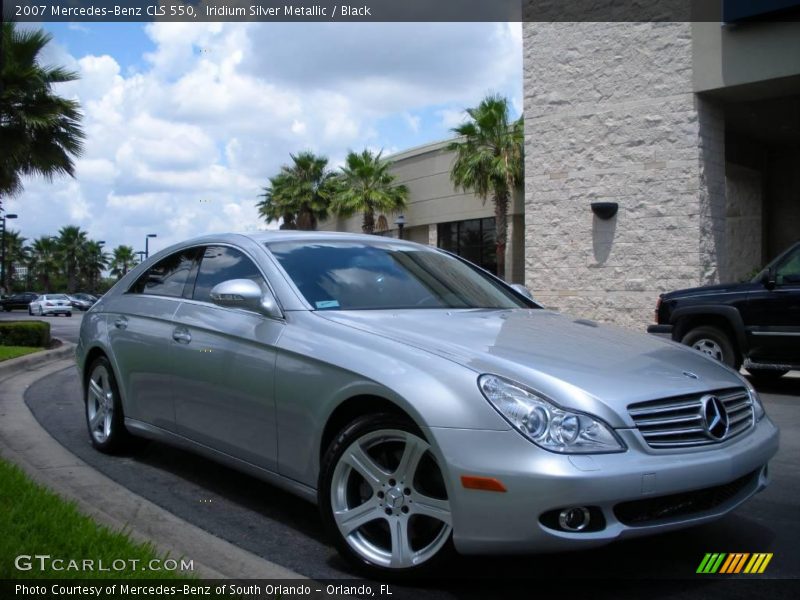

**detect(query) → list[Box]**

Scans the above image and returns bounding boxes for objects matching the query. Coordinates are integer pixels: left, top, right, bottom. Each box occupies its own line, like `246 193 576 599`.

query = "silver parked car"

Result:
29 293 72 316
76 232 779 576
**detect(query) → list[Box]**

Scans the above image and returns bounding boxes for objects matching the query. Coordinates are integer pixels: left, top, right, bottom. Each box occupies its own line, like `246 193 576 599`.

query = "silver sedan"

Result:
29 293 73 316
76 232 779 577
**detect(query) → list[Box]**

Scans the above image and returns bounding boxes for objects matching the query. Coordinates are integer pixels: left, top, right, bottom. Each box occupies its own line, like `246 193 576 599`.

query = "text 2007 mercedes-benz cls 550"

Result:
76 232 779 577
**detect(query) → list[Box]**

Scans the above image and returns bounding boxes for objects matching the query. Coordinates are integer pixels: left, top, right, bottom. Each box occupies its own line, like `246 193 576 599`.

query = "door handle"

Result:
172 328 192 344
114 317 128 330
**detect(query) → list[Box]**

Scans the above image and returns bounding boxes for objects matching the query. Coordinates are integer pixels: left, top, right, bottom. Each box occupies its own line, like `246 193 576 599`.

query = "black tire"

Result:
318 413 454 579
84 356 131 453
681 325 741 369
28 308 33 315
747 368 788 383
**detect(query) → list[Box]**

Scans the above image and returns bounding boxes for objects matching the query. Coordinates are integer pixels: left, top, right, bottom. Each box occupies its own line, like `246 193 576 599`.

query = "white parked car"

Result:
29 294 73 317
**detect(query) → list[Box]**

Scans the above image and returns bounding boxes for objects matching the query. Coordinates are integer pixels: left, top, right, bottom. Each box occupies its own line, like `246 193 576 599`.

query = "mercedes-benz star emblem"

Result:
701 395 729 441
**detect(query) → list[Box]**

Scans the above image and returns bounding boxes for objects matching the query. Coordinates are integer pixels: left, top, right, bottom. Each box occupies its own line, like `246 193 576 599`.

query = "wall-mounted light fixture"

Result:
394 215 406 240
590 202 619 220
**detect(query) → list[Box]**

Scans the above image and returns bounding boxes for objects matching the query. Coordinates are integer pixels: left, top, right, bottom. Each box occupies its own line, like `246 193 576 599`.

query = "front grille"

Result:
628 388 753 449
614 470 758 526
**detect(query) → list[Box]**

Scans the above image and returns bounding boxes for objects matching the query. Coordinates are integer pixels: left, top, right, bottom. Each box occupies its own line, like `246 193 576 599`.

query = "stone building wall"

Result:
523 22 727 329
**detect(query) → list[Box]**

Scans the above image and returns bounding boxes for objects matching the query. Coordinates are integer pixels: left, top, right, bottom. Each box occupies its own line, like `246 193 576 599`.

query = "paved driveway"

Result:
22 364 800 598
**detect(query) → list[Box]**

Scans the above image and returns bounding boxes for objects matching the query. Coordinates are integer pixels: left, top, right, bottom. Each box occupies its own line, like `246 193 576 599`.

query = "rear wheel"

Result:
319 414 454 578
681 326 740 369
85 356 130 453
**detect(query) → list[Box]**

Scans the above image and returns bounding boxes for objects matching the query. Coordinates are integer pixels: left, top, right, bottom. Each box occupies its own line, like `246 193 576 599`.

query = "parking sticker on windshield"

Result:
315 300 340 309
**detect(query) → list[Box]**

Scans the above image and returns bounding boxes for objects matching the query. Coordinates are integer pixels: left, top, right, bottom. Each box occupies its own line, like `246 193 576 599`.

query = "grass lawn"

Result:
0 346 42 362
0 459 193 579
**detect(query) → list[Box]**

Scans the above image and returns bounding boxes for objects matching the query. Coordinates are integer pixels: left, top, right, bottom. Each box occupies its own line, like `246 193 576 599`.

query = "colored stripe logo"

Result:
697 553 773 574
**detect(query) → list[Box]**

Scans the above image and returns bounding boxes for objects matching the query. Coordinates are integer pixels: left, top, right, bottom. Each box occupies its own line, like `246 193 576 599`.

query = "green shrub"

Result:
0 321 50 347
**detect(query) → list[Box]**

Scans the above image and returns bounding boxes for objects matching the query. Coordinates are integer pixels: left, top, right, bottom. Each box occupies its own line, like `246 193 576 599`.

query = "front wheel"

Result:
681 326 740 369
319 414 454 578
85 356 130 453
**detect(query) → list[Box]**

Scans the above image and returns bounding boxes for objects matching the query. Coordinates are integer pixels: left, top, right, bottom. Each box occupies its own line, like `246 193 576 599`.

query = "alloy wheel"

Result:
692 338 724 362
329 428 452 569
86 364 114 444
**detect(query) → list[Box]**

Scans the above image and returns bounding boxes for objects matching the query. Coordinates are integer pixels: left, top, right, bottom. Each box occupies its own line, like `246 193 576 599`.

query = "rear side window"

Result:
192 246 266 303
129 249 200 297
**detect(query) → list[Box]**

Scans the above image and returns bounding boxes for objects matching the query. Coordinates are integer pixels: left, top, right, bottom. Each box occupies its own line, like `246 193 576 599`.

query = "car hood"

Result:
661 281 762 299
317 309 747 428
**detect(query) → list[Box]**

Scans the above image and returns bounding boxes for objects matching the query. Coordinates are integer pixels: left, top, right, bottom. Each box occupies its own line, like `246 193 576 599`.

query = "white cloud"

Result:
11 21 521 253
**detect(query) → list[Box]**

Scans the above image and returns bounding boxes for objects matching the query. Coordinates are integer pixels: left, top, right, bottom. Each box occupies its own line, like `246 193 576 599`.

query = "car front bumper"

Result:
646 324 673 339
428 415 779 555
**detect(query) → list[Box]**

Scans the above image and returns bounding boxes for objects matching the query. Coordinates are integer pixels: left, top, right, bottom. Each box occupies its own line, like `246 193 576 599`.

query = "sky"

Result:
6 21 522 256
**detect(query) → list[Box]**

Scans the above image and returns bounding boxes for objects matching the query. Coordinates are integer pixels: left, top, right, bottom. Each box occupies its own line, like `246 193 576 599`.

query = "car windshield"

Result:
267 241 532 310
47 294 69 300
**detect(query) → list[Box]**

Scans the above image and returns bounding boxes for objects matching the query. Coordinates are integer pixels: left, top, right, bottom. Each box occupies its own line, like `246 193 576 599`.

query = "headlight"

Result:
478 374 625 454
742 376 766 421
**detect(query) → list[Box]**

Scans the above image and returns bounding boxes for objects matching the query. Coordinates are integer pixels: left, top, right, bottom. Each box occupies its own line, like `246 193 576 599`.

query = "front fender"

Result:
670 305 747 353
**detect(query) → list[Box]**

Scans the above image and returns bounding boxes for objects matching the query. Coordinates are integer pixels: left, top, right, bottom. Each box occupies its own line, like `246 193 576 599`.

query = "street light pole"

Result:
1 212 19 294
145 233 157 259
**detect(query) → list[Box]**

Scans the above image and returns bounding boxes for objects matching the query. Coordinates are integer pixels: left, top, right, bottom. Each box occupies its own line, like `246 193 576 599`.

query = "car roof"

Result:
243 230 420 246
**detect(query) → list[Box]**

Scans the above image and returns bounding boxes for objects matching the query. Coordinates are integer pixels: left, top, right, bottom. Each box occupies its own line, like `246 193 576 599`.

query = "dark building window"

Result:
437 217 496 273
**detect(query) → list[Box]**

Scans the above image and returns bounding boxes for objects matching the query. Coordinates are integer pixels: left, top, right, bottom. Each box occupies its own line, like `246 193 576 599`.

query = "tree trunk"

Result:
362 209 375 234
493 191 509 280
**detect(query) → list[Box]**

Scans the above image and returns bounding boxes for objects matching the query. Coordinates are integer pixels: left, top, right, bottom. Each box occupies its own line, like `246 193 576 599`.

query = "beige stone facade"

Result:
523 21 800 329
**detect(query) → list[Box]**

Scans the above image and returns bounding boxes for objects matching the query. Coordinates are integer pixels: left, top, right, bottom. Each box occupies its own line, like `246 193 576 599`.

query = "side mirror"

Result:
761 269 776 291
209 279 282 319
510 283 535 301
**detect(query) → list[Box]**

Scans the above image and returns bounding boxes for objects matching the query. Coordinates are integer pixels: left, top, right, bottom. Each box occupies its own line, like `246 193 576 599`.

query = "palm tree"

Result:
448 95 523 279
79 241 109 292
257 171 298 230
331 149 408 234
3 229 28 291
27 236 59 291
56 225 88 293
0 22 85 199
110 245 136 279
258 151 335 230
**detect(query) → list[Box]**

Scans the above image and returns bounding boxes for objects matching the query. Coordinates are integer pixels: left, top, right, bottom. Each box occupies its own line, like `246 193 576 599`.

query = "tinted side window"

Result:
129 249 200 297
192 246 266 303
776 247 800 285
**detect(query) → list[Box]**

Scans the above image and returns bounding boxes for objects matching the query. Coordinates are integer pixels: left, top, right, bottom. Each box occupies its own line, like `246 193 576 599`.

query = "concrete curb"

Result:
0 341 75 383
0 358 305 580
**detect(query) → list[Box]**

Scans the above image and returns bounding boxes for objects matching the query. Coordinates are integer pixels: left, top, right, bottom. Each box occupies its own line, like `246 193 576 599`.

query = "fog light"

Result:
558 507 591 531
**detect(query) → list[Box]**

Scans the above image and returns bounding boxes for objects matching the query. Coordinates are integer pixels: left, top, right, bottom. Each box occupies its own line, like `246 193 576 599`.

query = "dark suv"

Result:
648 241 800 381
0 292 39 312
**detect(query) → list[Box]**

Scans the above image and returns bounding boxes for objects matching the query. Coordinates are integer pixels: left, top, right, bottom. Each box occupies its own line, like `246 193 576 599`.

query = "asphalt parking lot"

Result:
0 309 83 343
3 310 799 597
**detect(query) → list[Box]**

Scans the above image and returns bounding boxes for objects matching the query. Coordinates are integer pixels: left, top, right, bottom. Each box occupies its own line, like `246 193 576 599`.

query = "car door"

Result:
170 245 282 472
106 247 201 431
745 244 800 362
